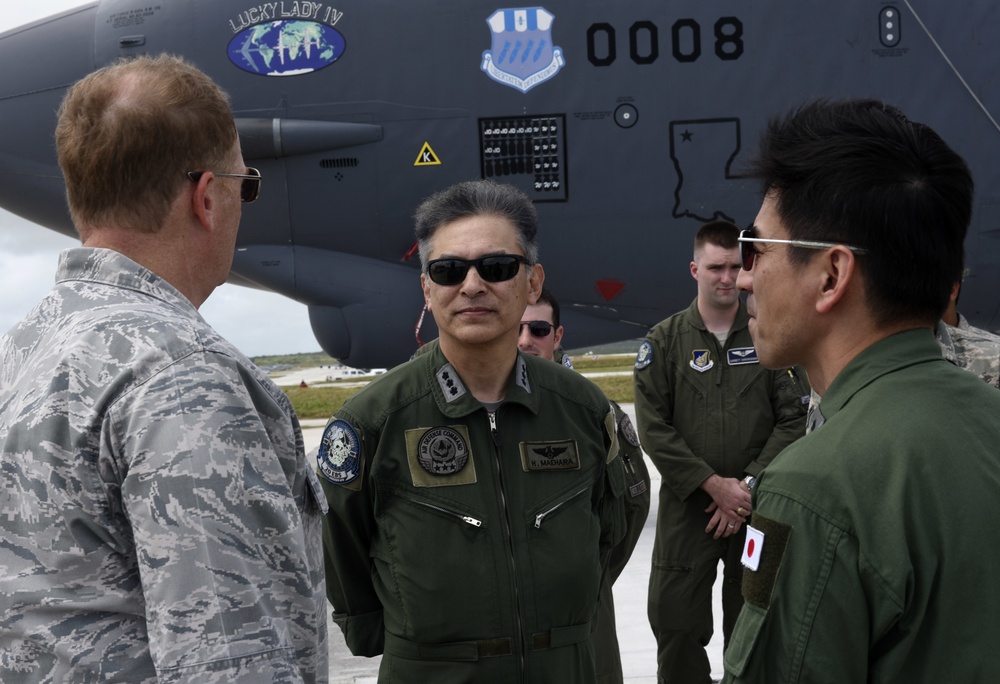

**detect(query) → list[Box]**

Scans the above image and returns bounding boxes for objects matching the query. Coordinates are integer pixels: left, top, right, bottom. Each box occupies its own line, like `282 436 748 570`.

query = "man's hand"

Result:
700 474 752 539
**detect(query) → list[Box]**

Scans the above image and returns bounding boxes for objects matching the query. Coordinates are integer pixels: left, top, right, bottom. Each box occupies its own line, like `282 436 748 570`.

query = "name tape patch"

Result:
728 347 759 365
520 439 580 471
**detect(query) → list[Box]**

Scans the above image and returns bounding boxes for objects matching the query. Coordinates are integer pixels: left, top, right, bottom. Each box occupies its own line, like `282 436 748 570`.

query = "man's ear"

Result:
190 173 214 232
816 246 858 314
552 324 564 349
527 263 544 304
689 260 698 281
420 272 432 311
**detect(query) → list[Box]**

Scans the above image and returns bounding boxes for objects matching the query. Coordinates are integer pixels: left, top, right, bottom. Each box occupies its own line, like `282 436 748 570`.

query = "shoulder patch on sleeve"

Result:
635 340 654 370
618 412 640 449
741 512 792 609
317 418 363 487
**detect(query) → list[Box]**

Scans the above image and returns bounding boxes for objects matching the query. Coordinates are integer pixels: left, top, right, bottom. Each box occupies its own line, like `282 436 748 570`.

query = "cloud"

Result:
1 208 318 358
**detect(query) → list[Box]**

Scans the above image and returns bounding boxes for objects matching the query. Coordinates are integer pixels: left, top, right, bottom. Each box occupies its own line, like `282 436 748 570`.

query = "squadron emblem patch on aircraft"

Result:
481 7 564 93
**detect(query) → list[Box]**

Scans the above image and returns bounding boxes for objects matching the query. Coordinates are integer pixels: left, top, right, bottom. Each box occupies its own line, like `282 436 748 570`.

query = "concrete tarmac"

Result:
304 404 727 683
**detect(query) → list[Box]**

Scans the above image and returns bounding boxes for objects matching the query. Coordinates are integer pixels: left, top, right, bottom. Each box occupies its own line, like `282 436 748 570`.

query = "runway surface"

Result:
303 404 727 683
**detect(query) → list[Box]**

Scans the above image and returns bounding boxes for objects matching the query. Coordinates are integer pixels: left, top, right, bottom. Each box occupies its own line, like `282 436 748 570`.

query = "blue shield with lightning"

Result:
481 8 564 93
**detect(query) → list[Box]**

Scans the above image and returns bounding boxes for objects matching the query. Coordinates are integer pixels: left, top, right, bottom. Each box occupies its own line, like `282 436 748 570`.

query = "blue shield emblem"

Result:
481 8 565 93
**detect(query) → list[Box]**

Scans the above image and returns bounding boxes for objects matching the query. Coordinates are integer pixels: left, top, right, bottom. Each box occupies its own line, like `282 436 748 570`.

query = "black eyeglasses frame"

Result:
425 254 530 286
519 320 553 338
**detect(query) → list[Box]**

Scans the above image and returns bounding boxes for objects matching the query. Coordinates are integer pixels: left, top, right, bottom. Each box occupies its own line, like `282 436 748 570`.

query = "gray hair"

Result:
414 180 539 270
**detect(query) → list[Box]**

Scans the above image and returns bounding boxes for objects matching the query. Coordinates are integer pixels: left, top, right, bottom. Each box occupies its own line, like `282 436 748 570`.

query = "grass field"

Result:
280 353 637 419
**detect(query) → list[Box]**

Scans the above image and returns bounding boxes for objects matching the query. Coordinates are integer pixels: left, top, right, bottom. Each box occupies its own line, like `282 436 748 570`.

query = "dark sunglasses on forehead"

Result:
425 254 530 286
737 226 868 271
187 167 261 203
520 320 553 337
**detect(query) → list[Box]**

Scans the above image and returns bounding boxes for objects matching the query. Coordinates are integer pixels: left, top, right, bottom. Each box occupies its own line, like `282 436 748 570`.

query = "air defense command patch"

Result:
690 350 714 372
405 425 477 487
418 427 470 475
635 340 653 370
520 439 581 471
317 419 362 487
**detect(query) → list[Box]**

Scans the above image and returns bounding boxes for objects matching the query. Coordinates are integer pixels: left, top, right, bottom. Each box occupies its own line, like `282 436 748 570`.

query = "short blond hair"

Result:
56 54 236 234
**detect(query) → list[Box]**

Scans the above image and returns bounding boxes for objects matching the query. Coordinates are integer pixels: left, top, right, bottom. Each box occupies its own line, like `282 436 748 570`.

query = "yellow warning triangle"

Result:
414 142 442 166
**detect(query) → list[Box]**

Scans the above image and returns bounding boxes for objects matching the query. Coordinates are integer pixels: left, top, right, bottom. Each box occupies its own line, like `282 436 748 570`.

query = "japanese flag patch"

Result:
741 525 765 571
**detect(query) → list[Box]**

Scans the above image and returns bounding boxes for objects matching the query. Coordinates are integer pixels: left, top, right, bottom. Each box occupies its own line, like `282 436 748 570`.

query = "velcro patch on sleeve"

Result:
520 440 580 471
317 418 365 491
741 512 792 609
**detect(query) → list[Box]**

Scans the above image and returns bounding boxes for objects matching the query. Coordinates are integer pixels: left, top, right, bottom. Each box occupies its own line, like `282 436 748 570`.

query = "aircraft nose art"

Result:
227 19 346 76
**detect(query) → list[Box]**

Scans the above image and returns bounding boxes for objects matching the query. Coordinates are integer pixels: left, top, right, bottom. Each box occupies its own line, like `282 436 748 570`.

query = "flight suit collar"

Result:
424 342 539 418
819 328 943 424
687 297 750 336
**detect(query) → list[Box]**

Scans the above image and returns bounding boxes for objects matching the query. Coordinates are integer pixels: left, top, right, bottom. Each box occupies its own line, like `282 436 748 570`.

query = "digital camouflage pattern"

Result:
936 319 1000 388
0 248 328 683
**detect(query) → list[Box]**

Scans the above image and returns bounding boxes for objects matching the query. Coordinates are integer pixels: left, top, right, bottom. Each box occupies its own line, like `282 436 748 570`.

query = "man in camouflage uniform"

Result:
935 280 1000 387
320 180 626 683
0 56 327 683
517 288 651 684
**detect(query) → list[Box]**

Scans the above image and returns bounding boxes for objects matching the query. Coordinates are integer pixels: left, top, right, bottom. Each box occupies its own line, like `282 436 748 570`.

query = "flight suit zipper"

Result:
534 485 589 528
488 410 527 681
403 495 483 527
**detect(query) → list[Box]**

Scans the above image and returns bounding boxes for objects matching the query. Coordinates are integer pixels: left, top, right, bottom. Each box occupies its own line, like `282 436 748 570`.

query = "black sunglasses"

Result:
187 167 261 203
520 320 553 337
737 226 868 271
426 254 530 286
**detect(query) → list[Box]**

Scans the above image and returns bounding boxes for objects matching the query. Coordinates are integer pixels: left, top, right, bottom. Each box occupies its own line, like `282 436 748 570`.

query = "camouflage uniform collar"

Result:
57 247 198 315
935 320 959 364
425 342 538 417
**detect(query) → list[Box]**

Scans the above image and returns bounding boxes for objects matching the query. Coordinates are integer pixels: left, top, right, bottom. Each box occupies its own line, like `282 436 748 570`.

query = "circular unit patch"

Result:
317 419 361 485
417 426 470 476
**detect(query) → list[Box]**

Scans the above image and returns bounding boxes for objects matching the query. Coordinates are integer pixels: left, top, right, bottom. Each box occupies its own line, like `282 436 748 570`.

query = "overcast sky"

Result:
0 1 320 358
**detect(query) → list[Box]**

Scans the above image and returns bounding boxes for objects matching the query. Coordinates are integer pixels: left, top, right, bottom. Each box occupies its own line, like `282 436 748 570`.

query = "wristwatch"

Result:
743 474 757 490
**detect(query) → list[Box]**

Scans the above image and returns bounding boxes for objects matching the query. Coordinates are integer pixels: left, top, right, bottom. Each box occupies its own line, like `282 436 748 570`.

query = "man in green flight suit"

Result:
517 288 651 684
634 220 808 683
724 98 1000 682
319 180 627 683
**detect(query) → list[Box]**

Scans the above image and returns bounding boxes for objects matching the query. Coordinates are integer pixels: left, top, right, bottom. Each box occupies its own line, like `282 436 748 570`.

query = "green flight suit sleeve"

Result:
606 404 650 583
320 409 385 657
598 405 627 560
633 334 716 500
723 491 895 683
744 367 808 478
